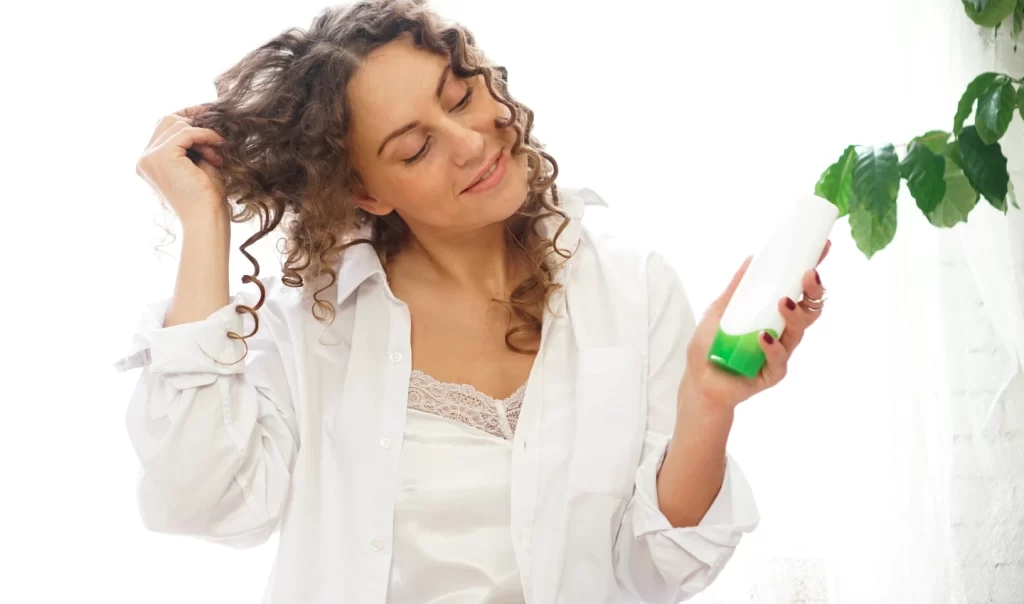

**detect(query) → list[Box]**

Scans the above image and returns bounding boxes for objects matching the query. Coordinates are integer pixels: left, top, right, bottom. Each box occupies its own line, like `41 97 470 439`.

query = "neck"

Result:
392 220 520 298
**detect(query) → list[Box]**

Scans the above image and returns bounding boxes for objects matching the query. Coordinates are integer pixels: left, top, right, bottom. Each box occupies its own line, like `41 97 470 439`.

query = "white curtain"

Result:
4 0 1022 602
953 12 1024 604
685 2 1024 602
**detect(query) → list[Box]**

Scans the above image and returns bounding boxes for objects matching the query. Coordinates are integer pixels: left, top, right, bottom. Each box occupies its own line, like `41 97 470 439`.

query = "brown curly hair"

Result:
188 0 572 359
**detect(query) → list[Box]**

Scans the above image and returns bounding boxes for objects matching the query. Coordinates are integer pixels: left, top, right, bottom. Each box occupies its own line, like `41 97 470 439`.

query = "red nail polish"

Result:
815 271 821 285
762 332 774 344
785 298 796 311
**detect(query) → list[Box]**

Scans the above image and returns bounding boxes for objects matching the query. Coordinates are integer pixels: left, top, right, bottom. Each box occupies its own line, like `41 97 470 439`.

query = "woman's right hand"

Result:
136 107 228 226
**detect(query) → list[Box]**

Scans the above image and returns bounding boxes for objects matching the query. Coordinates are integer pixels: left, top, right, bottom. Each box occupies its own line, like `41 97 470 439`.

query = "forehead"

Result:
347 38 449 140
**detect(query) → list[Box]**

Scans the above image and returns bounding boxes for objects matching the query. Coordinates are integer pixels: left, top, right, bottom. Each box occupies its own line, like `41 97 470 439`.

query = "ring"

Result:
799 289 827 312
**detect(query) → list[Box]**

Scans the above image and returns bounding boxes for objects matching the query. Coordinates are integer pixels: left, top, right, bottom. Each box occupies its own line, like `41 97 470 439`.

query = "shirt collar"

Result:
330 186 608 305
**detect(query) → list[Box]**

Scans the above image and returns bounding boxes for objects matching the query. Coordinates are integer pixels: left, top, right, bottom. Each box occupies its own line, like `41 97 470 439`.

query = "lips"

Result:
462 149 503 193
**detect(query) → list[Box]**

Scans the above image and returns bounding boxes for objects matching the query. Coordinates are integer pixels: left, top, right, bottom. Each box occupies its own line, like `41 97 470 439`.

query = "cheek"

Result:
513 151 530 180
391 162 458 207
392 165 449 200
497 101 512 123
503 154 531 205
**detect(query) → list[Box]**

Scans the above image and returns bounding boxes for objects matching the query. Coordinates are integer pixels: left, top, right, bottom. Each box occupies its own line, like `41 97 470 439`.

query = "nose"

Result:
447 121 485 168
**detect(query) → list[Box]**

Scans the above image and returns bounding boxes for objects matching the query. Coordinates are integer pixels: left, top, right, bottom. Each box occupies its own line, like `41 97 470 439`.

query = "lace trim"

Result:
407 370 526 440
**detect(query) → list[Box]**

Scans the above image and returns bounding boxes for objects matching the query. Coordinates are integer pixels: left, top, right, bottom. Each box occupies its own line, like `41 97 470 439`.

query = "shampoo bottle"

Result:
707 194 839 378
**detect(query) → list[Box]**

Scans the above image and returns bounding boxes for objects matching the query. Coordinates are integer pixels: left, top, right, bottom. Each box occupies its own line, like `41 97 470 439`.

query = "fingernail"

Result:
762 331 774 344
785 297 796 311
815 271 821 285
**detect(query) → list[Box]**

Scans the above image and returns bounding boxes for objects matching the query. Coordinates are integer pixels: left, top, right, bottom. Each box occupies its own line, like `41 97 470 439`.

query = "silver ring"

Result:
799 290 827 312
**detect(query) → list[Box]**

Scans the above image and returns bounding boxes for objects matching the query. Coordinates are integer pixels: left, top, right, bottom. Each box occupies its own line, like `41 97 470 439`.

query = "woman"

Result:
117 0 830 602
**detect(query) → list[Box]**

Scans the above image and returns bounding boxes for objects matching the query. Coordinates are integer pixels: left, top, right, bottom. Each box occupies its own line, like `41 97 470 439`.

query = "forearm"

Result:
164 212 231 328
655 375 734 528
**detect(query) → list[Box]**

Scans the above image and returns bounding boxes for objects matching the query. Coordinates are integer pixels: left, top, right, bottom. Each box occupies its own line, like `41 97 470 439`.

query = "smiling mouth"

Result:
462 150 503 193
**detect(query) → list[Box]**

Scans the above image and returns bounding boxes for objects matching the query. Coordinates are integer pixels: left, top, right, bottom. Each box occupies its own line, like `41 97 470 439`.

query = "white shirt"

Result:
115 187 760 603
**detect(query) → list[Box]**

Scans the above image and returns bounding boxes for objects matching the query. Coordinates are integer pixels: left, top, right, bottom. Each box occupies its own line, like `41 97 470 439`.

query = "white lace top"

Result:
407 369 526 440
388 371 529 602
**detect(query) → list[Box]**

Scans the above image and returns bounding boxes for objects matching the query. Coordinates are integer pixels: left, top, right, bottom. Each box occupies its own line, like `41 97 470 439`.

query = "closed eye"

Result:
452 85 474 111
403 137 431 165
402 84 476 166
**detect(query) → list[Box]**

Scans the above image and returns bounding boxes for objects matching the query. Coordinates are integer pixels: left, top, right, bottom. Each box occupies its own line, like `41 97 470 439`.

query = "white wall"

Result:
945 260 1024 603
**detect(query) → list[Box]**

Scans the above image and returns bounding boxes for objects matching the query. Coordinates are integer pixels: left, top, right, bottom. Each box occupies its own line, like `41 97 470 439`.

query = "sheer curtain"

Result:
5 0 1020 602
954 13 1024 604
683 2 1023 602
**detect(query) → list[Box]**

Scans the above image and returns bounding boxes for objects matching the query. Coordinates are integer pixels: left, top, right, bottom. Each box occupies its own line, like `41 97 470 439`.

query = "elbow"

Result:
129 424 293 548
122 359 296 548
613 484 753 603
124 381 251 522
614 536 741 604
134 470 280 549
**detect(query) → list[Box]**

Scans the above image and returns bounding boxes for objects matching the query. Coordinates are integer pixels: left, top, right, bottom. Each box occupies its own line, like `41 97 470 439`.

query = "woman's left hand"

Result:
680 240 832 412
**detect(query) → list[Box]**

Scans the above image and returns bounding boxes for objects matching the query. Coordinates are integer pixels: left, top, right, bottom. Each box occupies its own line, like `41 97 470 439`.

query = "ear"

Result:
352 186 395 217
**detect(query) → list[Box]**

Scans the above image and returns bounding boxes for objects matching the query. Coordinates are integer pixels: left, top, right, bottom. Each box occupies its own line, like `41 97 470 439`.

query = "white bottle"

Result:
707 194 839 378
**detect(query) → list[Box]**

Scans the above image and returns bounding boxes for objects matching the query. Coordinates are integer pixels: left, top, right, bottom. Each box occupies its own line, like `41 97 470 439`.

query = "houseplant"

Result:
815 0 1024 258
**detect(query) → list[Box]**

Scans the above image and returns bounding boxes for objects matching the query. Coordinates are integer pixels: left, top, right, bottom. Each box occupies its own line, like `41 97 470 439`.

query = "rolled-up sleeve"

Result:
613 252 760 602
116 295 249 386
114 287 299 548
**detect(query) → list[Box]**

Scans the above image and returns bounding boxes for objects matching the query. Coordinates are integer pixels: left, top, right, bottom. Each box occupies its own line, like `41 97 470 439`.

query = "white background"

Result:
2 0 1017 602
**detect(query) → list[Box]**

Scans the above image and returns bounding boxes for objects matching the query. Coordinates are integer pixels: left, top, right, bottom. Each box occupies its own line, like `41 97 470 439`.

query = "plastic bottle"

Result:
707 194 839 378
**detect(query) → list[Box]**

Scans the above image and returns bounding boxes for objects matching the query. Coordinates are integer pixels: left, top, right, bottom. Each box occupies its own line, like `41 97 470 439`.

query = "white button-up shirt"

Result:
115 187 759 603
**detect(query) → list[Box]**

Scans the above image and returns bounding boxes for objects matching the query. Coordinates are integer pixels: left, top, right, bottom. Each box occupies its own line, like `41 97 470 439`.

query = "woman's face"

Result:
346 36 529 237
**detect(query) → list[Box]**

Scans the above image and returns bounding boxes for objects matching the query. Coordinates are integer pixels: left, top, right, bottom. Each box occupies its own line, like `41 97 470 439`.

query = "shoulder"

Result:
566 189 692 327
576 217 684 300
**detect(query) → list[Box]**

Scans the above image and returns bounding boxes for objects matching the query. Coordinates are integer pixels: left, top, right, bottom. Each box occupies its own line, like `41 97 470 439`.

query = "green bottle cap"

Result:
707 327 777 379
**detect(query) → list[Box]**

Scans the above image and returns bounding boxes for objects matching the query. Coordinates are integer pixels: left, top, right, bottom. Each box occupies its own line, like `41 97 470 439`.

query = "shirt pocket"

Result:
567 346 646 499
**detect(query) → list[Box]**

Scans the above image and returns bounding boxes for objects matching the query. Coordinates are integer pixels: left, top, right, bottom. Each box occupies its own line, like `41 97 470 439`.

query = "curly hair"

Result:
188 0 572 360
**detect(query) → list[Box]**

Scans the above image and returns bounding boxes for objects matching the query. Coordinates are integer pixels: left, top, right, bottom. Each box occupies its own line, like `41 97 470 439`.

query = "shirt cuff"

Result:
114 294 249 385
631 437 760 543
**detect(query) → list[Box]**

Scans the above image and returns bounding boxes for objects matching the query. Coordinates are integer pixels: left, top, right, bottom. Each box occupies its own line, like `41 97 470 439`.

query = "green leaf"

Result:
976 77 1015 143
901 140 947 214
958 125 1010 211
1016 84 1024 121
1014 0 1024 40
849 198 898 259
963 0 1016 26
925 155 981 227
848 145 900 260
949 140 966 170
914 130 952 155
851 145 900 216
955 72 1001 134
1008 176 1020 209
815 145 857 217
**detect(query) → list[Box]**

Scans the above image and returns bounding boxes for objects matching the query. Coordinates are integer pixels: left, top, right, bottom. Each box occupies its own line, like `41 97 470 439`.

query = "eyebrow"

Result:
376 65 452 156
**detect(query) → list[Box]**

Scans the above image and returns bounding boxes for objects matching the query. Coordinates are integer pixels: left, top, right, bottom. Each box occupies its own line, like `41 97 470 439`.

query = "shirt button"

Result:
380 437 392 449
390 352 403 363
371 538 385 551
